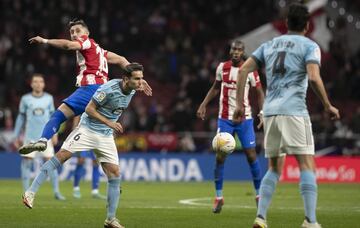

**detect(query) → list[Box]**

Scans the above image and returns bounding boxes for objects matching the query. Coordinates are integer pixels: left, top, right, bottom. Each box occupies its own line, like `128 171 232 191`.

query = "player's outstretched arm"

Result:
85 100 123 133
307 63 340 120
107 51 130 70
29 36 81 50
137 79 152 96
255 86 265 129
233 57 258 122
196 80 221 120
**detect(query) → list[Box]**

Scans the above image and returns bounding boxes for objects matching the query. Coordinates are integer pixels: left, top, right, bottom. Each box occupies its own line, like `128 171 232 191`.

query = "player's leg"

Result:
20 156 34 191
253 116 282 228
23 149 71 208
73 152 86 199
212 118 233 213
95 136 124 228
235 119 262 202
90 151 106 199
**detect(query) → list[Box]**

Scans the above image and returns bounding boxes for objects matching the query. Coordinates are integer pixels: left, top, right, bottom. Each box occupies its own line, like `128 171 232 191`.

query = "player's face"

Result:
127 71 143 90
31 76 45 93
69 25 89 41
229 43 244 64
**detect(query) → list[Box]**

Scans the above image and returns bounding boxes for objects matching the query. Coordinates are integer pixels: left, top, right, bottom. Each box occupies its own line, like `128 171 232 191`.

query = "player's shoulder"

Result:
21 93 33 100
100 79 121 91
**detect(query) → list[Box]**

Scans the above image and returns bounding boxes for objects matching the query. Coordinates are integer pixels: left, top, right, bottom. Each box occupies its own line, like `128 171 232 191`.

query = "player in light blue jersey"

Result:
13 73 65 201
233 3 340 228
22 63 149 228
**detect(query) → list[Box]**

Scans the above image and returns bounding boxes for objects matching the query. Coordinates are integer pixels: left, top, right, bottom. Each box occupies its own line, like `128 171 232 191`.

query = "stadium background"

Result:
0 0 359 181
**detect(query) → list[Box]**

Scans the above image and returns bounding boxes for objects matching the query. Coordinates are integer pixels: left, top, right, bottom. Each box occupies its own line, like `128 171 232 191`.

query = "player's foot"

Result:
19 139 47 154
73 189 81 199
253 216 267 228
92 192 107 200
255 195 260 207
301 218 322 228
104 217 124 228
54 192 66 201
212 197 224 214
22 191 35 209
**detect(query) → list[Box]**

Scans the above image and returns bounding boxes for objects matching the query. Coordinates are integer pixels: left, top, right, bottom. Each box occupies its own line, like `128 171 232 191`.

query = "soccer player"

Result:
72 150 106 200
22 63 147 228
20 19 152 155
233 3 340 228
13 73 65 200
197 39 264 213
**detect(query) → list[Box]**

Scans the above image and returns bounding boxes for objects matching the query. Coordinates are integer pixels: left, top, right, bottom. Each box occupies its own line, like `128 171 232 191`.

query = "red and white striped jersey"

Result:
216 60 261 120
75 35 108 87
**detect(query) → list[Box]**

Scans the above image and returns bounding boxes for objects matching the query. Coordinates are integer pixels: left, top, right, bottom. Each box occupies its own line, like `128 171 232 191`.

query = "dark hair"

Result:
68 18 89 30
124 63 144 77
31 73 44 81
231 39 245 50
287 3 310 32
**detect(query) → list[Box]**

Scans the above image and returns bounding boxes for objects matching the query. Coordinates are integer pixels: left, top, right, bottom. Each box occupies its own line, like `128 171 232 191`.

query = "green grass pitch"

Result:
0 180 359 227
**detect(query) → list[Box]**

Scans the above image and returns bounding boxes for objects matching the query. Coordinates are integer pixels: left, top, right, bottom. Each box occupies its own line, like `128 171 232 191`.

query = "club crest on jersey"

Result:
33 108 45 116
95 91 106 102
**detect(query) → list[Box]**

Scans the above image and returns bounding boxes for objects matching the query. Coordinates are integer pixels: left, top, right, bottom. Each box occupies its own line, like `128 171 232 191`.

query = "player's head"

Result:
30 73 45 93
287 3 310 33
68 19 90 41
229 39 245 65
123 63 144 91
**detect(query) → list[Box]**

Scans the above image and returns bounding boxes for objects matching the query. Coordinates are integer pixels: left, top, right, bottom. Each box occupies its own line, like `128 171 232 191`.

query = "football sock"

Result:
74 163 84 188
249 159 261 195
41 110 67 140
107 177 121 219
300 170 317 223
214 162 224 198
92 164 100 190
28 157 61 193
257 170 279 219
21 159 33 191
48 166 60 194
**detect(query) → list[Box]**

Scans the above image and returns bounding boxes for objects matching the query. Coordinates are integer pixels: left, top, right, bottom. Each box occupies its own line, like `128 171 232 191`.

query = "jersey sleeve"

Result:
251 43 266 67
92 85 111 106
76 35 91 50
215 63 223 81
305 42 321 66
18 96 26 115
14 96 26 138
249 71 262 88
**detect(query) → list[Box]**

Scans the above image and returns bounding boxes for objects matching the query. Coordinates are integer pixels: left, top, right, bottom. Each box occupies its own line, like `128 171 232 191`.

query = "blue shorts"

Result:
63 85 100 116
75 150 96 160
217 118 256 149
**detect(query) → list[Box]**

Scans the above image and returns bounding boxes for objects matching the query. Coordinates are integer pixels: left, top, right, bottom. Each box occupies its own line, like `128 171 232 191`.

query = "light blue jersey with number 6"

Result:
252 34 321 117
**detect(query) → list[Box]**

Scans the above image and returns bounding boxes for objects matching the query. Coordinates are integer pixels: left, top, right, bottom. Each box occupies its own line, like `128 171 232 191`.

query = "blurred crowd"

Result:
0 0 359 154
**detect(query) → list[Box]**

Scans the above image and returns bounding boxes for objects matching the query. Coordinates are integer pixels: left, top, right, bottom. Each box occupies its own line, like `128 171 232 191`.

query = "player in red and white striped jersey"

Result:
197 39 264 213
20 19 152 155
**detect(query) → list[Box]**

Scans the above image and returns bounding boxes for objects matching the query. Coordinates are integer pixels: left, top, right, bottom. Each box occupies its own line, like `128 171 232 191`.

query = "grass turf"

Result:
0 180 359 227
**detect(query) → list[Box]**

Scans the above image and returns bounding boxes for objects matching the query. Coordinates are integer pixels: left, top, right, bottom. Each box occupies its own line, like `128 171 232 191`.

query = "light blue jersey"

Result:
14 93 55 142
79 79 135 136
252 34 321 117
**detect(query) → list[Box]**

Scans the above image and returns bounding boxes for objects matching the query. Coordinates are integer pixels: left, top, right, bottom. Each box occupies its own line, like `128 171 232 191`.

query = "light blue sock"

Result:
28 157 61 193
257 170 279 219
300 170 318 223
249 159 262 195
21 159 33 191
214 162 224 198
48 166 60 194
107 177 121 219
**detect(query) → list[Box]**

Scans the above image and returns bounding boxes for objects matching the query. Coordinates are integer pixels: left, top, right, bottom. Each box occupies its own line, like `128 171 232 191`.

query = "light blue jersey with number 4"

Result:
252 34 321 117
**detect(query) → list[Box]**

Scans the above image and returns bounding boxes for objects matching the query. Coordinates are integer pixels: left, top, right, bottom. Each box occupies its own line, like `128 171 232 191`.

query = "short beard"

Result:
231 58 240 66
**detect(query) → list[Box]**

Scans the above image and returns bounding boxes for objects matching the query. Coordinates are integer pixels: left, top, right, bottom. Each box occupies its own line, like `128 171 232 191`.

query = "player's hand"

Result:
13 139 22 149
196 105 206 120
257 111 264 129
137 79 152 96
325 105 340 120
29 36 47 44
232 106 245 123
108 122 124 133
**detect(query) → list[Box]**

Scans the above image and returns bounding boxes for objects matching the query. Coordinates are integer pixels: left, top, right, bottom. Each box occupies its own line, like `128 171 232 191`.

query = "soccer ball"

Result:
212 132 236 154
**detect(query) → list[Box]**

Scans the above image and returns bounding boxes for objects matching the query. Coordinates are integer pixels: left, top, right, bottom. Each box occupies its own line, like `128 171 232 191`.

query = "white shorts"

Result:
21 140 55 159
263 115 314 158
61 126 119 165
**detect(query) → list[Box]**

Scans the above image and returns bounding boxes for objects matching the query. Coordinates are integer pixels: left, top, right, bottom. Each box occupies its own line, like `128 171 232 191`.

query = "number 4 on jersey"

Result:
272 51 287 76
